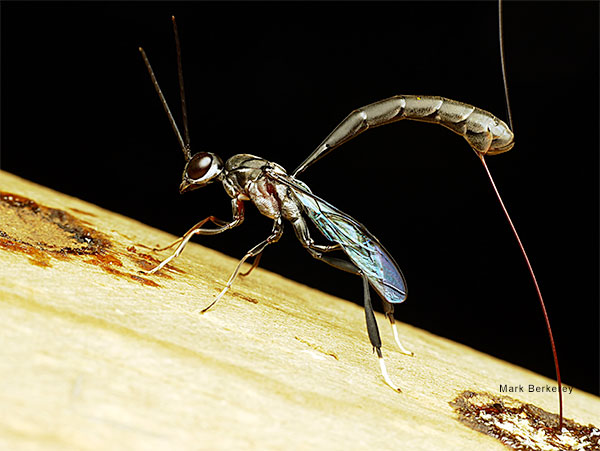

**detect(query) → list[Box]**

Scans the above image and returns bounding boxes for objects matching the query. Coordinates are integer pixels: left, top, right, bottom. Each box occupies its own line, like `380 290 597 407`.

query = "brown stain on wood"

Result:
232 291 259 305
450 391 599 451
0 191 177 287
294 335 339 360
126 245 184 276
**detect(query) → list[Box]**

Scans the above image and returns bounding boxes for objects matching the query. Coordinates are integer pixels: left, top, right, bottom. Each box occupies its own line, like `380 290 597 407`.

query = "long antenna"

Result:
486 0 563 429
172 16 191 154
139 47 191 161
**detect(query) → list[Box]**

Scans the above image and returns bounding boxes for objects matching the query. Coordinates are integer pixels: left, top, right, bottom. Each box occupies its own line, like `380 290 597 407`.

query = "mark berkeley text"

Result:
499 384 573 394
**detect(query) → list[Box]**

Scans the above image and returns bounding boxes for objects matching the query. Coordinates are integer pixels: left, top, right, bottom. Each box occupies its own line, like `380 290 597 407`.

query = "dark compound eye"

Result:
187 152 213 180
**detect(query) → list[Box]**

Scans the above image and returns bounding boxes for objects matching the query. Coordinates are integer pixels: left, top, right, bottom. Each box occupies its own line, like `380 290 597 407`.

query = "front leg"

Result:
138 216 230 253
144 198 245 275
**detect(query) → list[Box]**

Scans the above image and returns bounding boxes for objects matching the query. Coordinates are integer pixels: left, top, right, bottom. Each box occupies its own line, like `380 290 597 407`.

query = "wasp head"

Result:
180 152 224 193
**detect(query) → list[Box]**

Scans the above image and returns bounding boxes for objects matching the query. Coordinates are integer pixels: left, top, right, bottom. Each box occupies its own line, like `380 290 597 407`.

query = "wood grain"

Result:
0 170 597 450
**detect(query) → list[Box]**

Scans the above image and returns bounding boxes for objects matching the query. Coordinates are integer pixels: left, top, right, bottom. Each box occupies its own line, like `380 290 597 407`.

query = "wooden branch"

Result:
0 170 598 450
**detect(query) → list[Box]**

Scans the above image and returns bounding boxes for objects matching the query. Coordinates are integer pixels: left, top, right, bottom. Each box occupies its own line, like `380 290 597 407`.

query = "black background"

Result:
2 2 598 397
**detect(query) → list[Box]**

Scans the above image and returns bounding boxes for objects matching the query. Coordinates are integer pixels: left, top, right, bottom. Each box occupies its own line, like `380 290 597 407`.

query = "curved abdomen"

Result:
294 95 514 176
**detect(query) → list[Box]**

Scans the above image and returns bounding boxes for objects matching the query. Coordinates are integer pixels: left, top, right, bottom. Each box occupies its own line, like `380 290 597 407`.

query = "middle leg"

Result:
199 217 284 313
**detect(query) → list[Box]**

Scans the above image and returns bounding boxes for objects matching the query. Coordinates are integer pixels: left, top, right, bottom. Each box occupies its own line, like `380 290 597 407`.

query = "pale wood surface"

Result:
0 170 598 451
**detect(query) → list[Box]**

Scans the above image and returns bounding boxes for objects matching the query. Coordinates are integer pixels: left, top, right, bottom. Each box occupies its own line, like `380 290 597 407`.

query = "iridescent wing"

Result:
267 171 407 304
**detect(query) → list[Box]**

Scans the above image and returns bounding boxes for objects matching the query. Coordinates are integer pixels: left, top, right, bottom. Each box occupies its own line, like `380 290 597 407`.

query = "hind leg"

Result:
291 215 402 391
381 301 414 356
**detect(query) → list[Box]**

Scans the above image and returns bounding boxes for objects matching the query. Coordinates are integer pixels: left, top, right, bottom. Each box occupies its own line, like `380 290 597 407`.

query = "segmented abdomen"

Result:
293 95 514 176
362 95 514 154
